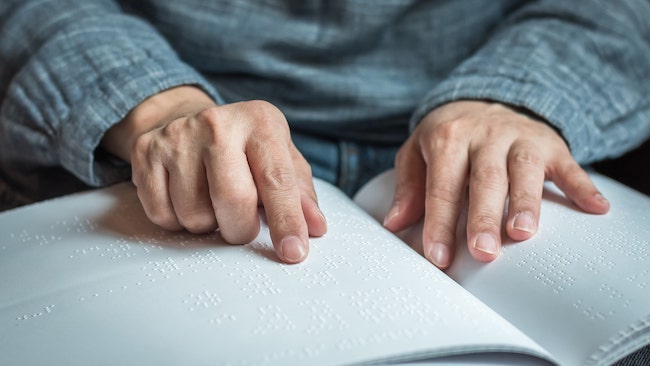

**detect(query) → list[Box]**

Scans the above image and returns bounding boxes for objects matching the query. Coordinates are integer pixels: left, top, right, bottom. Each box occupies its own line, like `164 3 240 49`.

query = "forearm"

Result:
0 0 221 186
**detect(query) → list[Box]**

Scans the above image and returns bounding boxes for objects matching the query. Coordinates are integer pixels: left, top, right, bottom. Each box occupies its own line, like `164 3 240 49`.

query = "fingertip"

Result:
570 191 610 215
314 210 328 236
507 211 537 241
382 204 401 231
303 196 327 237
587 192 610 214
383 196 425 233
551 163 609 215
279 235 308 264
470 232 500 262
388 146 426 232
425 242 453 269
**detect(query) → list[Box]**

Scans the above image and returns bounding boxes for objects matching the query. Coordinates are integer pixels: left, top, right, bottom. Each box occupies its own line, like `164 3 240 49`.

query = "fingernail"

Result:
280 236 306 262
427 242 450 269
512 211 536 233
595 193 609 205
383 206 399 227
473 233 499 255
318 209 328 227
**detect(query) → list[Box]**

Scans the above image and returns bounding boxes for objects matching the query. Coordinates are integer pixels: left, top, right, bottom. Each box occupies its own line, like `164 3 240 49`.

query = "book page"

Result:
0 179 551 366
354 170 650 366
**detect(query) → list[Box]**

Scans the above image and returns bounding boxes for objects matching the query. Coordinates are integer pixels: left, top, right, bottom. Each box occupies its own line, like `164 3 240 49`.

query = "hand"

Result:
101 86 327 263
383 100 609 269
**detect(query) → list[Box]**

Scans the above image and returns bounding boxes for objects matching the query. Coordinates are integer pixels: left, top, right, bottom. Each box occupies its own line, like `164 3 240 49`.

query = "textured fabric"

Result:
614 345 650 366
1 0 649 202
290 131 401 197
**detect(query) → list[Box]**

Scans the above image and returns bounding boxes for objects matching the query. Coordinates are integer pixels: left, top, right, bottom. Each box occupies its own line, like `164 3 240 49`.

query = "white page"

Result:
0 179 551 366
354 170 650 366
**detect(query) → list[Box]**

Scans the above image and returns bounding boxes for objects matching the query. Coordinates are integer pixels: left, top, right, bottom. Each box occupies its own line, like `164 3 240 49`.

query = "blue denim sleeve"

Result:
410 0 650 165
0 0 222 187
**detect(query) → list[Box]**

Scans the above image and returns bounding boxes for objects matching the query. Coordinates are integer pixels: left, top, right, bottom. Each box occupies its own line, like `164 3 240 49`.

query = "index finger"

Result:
249 136 309 264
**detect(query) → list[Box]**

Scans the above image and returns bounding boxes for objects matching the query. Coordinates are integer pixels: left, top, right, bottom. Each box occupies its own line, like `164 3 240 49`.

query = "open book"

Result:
0 170 648 366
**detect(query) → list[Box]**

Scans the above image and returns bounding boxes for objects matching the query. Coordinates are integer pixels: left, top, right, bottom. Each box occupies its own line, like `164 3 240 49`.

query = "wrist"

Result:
100 85 217 162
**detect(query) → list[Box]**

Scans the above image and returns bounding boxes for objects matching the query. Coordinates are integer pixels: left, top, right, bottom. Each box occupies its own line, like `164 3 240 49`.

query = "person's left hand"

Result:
383 100 610 269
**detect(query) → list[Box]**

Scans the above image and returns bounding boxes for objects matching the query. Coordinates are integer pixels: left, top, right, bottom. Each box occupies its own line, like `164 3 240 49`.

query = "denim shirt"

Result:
1 0 649 201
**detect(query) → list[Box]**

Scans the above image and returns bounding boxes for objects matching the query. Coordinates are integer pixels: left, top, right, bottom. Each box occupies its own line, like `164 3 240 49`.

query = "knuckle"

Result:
131 133 153 160
471 165 507 187
472 212 501 231
431 119 466 142
195 106 223 127
146 206 180 231
246 100 283 119
160 118 187 140
245 100 289 134
420 120 467 158
221 227 258 245
509 190 538 208
427 179 464 207
266 209 299 233
177 210 216 233
196 107 230 145
215 184 258 210
258 165 296 192
161 120 181 138
510 149 543 168
157 123 192 158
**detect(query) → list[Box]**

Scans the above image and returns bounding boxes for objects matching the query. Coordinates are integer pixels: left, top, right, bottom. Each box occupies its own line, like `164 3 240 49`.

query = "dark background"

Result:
594 138 650 197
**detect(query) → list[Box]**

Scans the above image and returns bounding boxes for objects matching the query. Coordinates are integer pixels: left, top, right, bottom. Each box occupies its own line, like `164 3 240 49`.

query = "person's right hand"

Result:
101 86 327 263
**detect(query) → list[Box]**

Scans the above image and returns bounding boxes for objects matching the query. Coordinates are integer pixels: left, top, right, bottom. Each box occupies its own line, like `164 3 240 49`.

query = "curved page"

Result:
0 179 550 366
354 170 650 366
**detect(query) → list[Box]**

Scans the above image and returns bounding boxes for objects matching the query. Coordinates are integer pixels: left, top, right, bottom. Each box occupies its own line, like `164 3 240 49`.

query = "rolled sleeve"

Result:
0 0 223 186
410 0 650 165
